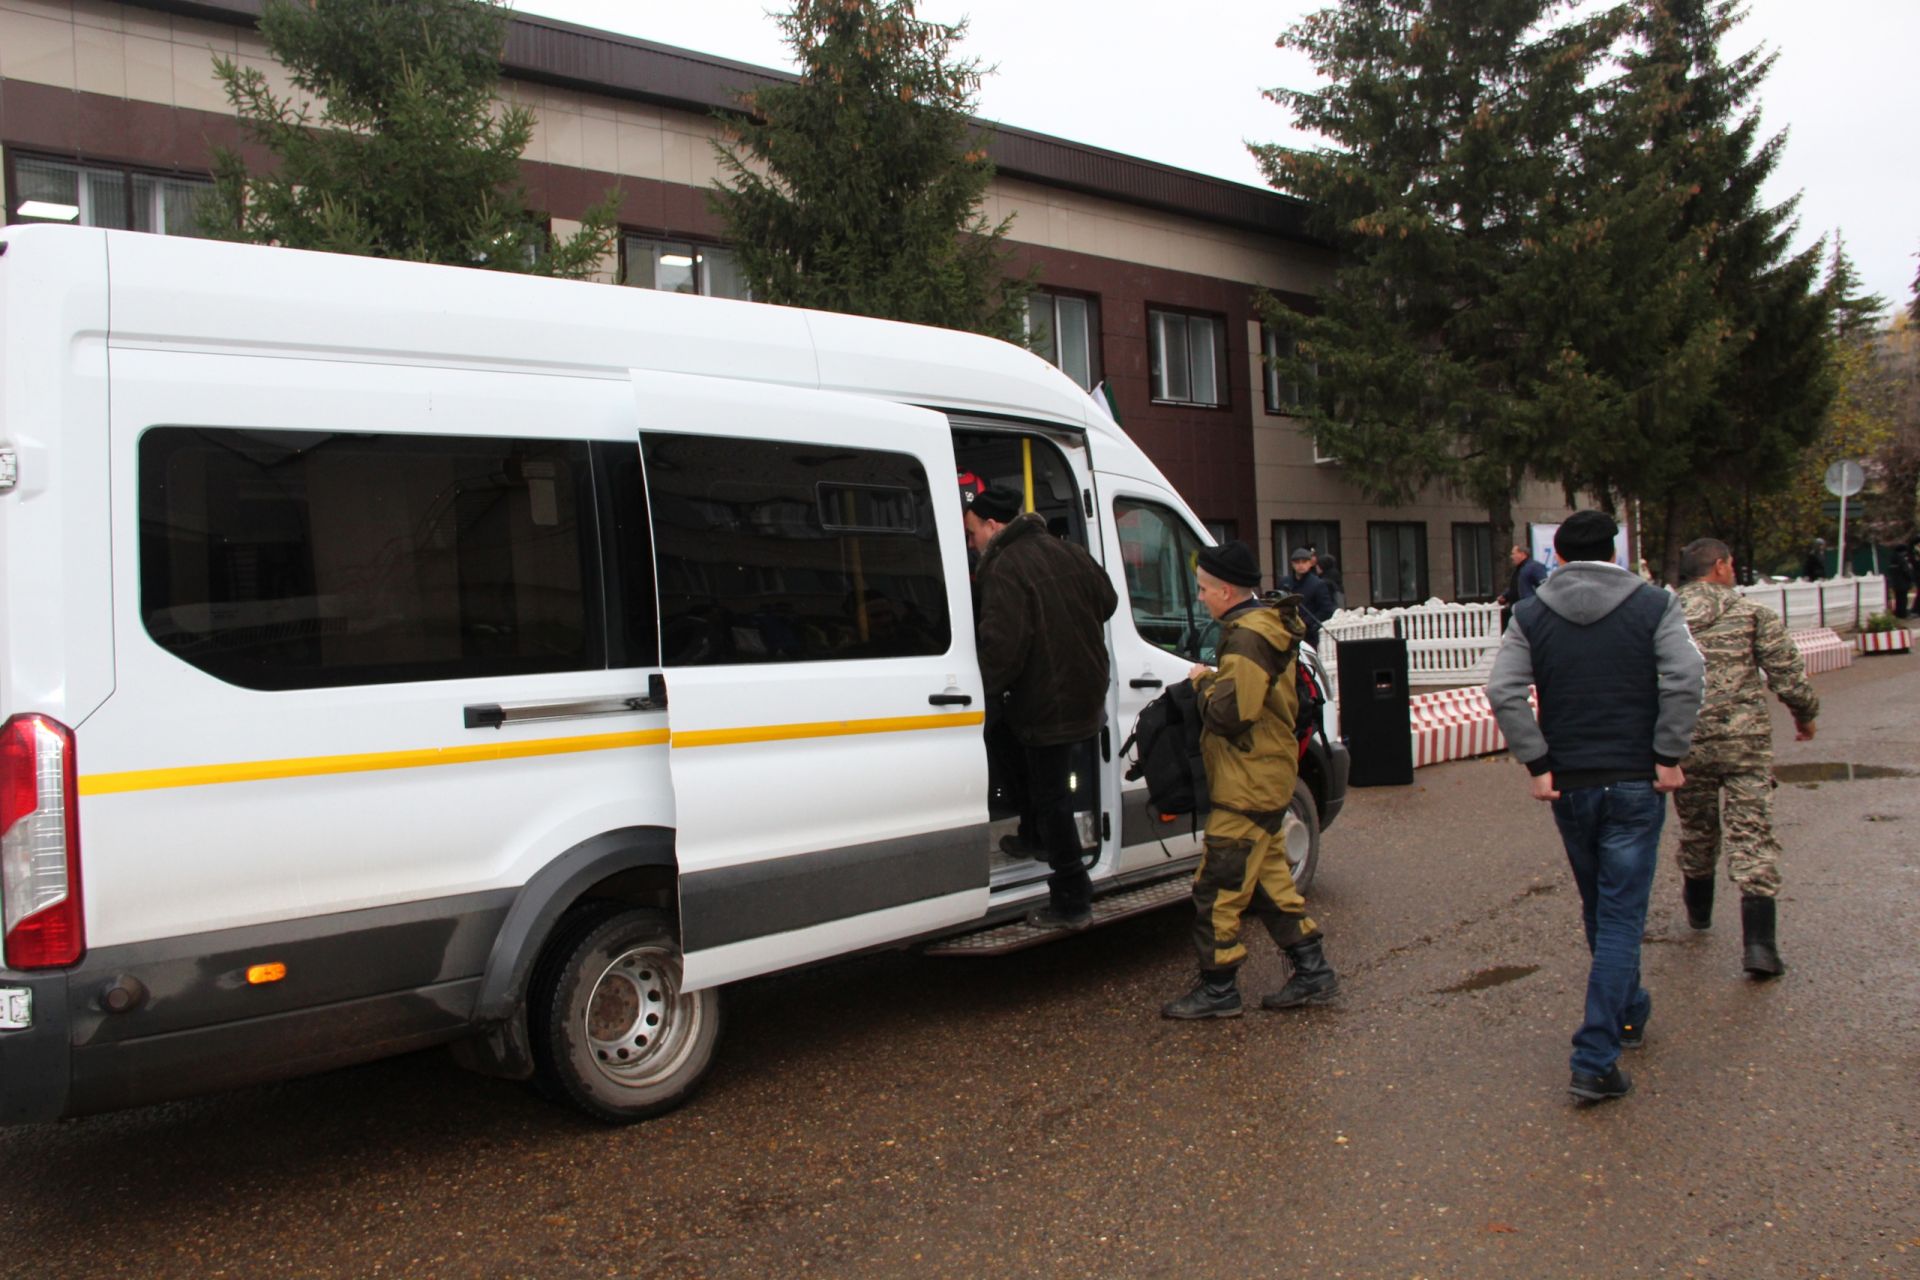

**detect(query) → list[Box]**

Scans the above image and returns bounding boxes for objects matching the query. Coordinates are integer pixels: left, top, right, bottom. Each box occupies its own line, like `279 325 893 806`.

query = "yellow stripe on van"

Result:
78 728 671 797
671 710 985 749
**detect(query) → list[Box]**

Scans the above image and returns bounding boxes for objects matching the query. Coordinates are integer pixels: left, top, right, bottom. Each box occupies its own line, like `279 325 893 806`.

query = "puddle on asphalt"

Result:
1773 762 1919 786
1436 964 1540 994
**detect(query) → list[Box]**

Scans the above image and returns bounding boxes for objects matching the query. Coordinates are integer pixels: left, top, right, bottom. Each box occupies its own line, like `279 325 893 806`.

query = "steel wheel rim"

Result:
583 944 701 1090
1282 808 1311 879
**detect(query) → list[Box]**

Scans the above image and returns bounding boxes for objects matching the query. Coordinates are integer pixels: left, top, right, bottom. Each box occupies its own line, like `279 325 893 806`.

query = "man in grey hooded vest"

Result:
1487 511 1704 1104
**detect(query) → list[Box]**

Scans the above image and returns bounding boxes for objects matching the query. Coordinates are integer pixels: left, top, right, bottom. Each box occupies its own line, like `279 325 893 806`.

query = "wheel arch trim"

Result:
473 825 678 1022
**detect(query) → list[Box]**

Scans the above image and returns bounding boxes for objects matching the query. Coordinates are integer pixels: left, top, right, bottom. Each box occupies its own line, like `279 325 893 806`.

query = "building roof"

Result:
121 0 1318 241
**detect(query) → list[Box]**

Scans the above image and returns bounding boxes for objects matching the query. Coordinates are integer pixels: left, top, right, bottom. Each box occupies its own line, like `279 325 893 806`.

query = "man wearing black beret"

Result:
1487 510 1704 1104
965 485 1118 930
1162 540 1340 1018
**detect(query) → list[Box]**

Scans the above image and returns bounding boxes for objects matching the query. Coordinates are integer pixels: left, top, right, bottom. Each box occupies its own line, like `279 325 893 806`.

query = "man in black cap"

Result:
965 484 1118 930
1162 540 1339 1018
1487 510 1704 1104
1277 546 1336 647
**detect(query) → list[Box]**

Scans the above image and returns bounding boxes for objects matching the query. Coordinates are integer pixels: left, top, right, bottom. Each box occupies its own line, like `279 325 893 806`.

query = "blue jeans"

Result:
1550 780 1664 1076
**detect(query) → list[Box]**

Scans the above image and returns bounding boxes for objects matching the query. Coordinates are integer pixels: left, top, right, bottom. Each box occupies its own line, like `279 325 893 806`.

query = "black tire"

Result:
529 907 722 1124
1283 783 1322 895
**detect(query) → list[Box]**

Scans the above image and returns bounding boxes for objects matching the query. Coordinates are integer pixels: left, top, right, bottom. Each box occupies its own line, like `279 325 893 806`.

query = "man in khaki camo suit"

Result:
1159 540 1338 1019
1673 538 1818 978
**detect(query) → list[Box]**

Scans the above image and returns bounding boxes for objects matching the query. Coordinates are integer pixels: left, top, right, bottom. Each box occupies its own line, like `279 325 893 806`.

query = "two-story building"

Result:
0 0 1575 603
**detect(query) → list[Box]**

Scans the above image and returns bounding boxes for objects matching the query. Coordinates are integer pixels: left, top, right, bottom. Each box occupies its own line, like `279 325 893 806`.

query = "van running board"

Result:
922 875 1191 956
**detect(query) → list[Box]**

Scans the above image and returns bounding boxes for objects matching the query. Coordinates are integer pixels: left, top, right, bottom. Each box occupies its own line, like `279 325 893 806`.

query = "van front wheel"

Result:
530 908 722 1124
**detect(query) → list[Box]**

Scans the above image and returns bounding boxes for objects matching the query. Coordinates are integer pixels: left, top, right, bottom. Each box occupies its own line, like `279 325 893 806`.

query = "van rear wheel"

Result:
530 908 722 1124
1283 785 1322 895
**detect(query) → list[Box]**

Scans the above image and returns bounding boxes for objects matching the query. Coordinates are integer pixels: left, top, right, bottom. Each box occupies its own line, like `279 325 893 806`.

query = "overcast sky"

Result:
512 0 1919 312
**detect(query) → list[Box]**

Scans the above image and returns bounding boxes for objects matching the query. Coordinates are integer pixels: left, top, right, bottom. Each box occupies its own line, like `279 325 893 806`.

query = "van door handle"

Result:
928 693 973 707
1129 677 1164 690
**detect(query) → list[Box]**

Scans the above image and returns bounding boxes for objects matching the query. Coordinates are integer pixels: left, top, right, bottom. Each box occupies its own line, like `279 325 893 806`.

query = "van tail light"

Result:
1 714 85 970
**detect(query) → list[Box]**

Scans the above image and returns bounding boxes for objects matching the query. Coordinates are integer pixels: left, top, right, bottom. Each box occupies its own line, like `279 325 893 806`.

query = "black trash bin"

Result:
1337 637 1413 786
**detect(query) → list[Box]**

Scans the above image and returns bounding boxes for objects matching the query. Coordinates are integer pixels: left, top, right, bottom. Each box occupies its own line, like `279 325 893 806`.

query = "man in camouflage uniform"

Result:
1160 540 1338 1019
1673 538 1818 978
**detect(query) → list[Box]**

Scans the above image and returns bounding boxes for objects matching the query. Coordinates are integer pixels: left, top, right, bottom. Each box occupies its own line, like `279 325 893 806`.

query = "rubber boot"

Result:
1682 875 1715 930
1261 935 1341 1009
1740 894 1786 979
1161 968 1242 1019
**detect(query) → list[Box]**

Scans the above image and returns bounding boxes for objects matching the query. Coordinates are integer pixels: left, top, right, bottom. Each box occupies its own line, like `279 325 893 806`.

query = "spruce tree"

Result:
201 0 617 277
1823 234 1888 340
1625 0 1834 578
1253 0 1625 552
709 0 1030 340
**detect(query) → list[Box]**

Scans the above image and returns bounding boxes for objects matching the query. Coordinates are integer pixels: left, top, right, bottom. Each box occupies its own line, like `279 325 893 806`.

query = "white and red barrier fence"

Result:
1856 629 1912 656
1790 628 1853 675
1400 627 1856 771
1409 687 1526 768
1320 576 1889 694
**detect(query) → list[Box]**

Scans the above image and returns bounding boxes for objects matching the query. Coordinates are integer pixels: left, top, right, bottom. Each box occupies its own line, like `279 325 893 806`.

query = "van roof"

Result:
13 225 1128 442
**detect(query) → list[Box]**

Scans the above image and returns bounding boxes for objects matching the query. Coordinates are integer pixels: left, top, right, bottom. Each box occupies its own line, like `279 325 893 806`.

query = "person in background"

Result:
1277 546 1336 647
1495 544 1548 631
1881 537 1913 619
1314 552 1346 612
1800 538 1827 581
1487 510 1705 1104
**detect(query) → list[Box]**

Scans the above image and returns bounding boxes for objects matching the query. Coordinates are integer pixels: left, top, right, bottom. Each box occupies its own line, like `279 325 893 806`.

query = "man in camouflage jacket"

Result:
1160 541 1339 1020
1673 538 1818 978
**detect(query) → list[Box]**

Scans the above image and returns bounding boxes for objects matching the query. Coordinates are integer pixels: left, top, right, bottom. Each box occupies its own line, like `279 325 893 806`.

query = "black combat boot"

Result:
1161 968 1242 1019
1740 895 1786 978
1682 876 1715 930
1261 935 1340 1010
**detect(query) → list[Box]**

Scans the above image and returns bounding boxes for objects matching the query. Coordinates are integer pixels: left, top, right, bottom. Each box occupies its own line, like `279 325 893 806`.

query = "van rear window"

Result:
139 427 601 689
645 434 951 665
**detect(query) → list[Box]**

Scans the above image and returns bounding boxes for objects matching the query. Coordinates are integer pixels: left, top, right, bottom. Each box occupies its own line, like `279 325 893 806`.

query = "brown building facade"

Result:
0 0 1575 604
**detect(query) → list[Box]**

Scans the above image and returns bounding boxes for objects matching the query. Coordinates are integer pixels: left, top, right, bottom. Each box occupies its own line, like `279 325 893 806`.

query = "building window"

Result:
621 236 751 300
1260 324 1316 415
139 428 602 690
7 154 212 236
1026 291 1101 391
1368 522 1429 607
1148 309 1225 407
645 434 950 665
1452 523 1496 601
1203 519 1237 545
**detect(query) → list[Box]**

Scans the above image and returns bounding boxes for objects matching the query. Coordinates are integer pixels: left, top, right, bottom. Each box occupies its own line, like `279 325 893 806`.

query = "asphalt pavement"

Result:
4 654 1916 1279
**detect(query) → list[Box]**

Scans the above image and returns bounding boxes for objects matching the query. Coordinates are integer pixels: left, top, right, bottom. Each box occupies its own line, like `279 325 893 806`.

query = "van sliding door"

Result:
631 372 991 990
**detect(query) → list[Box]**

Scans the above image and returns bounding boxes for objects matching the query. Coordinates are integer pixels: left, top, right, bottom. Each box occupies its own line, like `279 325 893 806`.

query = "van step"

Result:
922 874 1192 956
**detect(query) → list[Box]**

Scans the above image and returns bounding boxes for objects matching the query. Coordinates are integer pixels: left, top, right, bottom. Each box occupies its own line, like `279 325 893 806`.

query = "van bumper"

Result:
0 970 74 1124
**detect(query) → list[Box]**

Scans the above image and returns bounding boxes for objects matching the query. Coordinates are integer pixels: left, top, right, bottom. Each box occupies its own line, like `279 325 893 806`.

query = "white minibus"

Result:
0 225 1347 1123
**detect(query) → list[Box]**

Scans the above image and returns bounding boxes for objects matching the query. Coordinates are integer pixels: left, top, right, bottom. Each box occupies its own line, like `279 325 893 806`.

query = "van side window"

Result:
1114 498 1218 664
644 433 951 665
139 428 601 689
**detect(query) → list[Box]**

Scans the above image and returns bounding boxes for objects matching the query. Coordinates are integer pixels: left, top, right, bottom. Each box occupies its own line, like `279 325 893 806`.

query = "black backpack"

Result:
1120 678 1211 820
1121 627 1325 823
